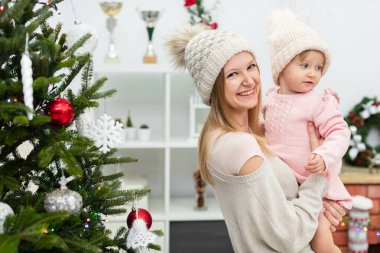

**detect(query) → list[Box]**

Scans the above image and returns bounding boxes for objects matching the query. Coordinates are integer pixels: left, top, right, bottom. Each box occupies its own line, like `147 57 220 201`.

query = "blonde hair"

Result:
198 67 272 184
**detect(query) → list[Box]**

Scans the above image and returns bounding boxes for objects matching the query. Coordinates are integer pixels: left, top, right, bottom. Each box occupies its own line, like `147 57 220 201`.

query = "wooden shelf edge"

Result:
340 164 380 184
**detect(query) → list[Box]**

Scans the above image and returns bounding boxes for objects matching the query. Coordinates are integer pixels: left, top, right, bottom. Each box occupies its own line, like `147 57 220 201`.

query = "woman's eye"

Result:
226 72 237 78
248 63 256 70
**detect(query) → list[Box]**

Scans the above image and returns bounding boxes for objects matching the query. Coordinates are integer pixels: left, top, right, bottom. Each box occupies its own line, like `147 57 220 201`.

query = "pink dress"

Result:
263 87 352 209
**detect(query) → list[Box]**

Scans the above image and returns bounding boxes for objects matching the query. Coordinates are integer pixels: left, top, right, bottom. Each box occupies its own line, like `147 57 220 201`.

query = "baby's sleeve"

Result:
312 88 351 174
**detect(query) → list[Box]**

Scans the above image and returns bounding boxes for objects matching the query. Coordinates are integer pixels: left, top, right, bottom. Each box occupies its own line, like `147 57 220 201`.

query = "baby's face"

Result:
278 50 325 94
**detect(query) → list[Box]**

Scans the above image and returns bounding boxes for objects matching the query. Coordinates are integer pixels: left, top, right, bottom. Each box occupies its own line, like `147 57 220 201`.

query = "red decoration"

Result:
208 22 218 30
184 0 196 7
374 101 379 106
126 208 152 229
348 113 356 119
45 98 74 126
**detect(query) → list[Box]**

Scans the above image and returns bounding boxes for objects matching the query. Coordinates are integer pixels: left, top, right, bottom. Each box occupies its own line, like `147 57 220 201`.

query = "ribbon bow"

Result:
348 125 366 160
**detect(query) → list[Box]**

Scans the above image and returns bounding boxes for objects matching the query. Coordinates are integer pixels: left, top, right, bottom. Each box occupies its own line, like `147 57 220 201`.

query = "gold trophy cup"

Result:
100 2 122 63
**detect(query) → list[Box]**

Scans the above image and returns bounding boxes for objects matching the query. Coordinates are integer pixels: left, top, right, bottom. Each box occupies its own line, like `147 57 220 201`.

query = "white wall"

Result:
51 0 380 114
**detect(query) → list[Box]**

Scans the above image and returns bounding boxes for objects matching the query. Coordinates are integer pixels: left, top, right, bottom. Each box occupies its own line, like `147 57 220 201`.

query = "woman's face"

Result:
223 52 261 114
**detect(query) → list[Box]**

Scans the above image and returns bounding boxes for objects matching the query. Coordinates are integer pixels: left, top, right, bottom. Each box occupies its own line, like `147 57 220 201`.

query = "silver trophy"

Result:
138 10 161 64
100 2 122 63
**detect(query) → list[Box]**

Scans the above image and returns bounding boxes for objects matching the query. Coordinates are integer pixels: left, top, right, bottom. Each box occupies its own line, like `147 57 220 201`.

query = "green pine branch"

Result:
0 0 163 251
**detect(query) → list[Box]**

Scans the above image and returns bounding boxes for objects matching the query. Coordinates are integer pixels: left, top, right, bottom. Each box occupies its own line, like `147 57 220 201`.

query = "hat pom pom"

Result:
270 9 297 31
269 8 298 42
270 8 297 23
166 24 210 69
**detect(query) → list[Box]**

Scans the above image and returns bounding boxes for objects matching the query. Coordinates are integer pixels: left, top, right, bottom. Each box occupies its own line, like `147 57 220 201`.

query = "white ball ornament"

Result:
44 176 83 214
0 202 14 234
44 188 83 214
66 23 98 55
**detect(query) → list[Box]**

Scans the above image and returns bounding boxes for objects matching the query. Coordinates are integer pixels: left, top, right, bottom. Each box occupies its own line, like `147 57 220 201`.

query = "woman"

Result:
167 25 345 253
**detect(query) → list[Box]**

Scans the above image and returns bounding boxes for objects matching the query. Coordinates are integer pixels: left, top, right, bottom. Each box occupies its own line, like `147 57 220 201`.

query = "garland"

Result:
344 97 380 167
184 0 219 29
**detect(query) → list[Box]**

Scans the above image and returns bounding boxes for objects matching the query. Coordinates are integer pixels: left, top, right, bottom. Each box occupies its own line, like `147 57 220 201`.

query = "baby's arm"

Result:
311 89 351 174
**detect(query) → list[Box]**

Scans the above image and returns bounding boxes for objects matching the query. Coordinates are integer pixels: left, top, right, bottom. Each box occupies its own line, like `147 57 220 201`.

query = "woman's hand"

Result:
307 122 322 151
323 200 347 232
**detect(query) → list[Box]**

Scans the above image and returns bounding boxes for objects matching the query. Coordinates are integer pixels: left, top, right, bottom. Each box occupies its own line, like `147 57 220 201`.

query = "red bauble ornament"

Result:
45 98 74 126
126 208 152 229
208 22 218 30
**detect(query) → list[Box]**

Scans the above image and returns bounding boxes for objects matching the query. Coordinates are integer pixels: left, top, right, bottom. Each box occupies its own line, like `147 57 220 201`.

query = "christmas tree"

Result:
0 0 162 252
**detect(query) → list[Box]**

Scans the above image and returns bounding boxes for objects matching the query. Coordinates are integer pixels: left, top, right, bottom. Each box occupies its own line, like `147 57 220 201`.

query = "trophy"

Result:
100 2 122 63
138 10 161 64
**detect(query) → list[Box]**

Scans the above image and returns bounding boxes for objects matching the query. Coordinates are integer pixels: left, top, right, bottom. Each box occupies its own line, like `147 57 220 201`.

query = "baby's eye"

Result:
300 64 309 69
315 65 322 71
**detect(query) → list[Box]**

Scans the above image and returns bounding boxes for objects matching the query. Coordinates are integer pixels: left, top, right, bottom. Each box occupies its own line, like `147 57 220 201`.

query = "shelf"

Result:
116 138 198 149
169 198 224 221
340 164 380 184
116 140 166 149
95 63 173 74
169 138 198 148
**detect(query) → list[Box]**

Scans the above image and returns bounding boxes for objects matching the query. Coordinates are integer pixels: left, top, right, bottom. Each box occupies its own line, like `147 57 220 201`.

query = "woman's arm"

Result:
234 140 328 252
233 163 328 253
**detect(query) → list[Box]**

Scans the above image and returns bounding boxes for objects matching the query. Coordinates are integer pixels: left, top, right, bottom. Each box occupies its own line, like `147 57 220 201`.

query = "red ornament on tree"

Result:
184 0 196 7
126 208 152 229
208 22 218 30
45 98 74 126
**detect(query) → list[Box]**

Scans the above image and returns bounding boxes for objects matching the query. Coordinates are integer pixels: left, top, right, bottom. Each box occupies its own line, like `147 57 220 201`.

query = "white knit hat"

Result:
167 24 255 105
269 9 331 85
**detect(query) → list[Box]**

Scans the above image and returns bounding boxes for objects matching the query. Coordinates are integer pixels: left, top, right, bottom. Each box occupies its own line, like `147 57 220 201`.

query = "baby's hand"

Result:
305 154 326 174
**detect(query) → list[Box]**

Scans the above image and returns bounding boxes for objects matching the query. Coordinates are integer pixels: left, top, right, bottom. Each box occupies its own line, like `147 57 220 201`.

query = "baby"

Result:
264 9 352 253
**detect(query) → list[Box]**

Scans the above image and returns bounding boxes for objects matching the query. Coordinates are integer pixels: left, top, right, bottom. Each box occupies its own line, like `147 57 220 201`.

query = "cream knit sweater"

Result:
208 130 328 253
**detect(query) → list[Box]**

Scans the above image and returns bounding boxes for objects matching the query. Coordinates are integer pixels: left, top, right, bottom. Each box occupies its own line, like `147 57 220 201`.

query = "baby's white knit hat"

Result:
269 9 331 85
167 24 255 105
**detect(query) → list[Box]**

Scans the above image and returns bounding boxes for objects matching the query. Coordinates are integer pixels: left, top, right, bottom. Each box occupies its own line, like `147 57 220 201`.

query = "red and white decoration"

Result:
348 195 373 253
126 208 156 250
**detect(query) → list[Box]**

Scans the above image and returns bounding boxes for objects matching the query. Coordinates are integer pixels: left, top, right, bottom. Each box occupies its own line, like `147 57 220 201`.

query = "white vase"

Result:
138 128 151 141
125 127 137 140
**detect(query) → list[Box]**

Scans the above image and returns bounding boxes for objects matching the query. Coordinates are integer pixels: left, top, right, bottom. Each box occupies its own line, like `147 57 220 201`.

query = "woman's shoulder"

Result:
211 129 261 150
208 129 265 176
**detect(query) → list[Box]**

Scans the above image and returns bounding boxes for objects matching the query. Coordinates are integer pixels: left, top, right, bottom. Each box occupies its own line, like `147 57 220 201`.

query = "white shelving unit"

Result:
94 64 221 253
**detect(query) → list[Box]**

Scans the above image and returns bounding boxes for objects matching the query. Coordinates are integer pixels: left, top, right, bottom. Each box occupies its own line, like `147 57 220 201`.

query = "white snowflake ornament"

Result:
126 219 157 250
89 114 123 153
